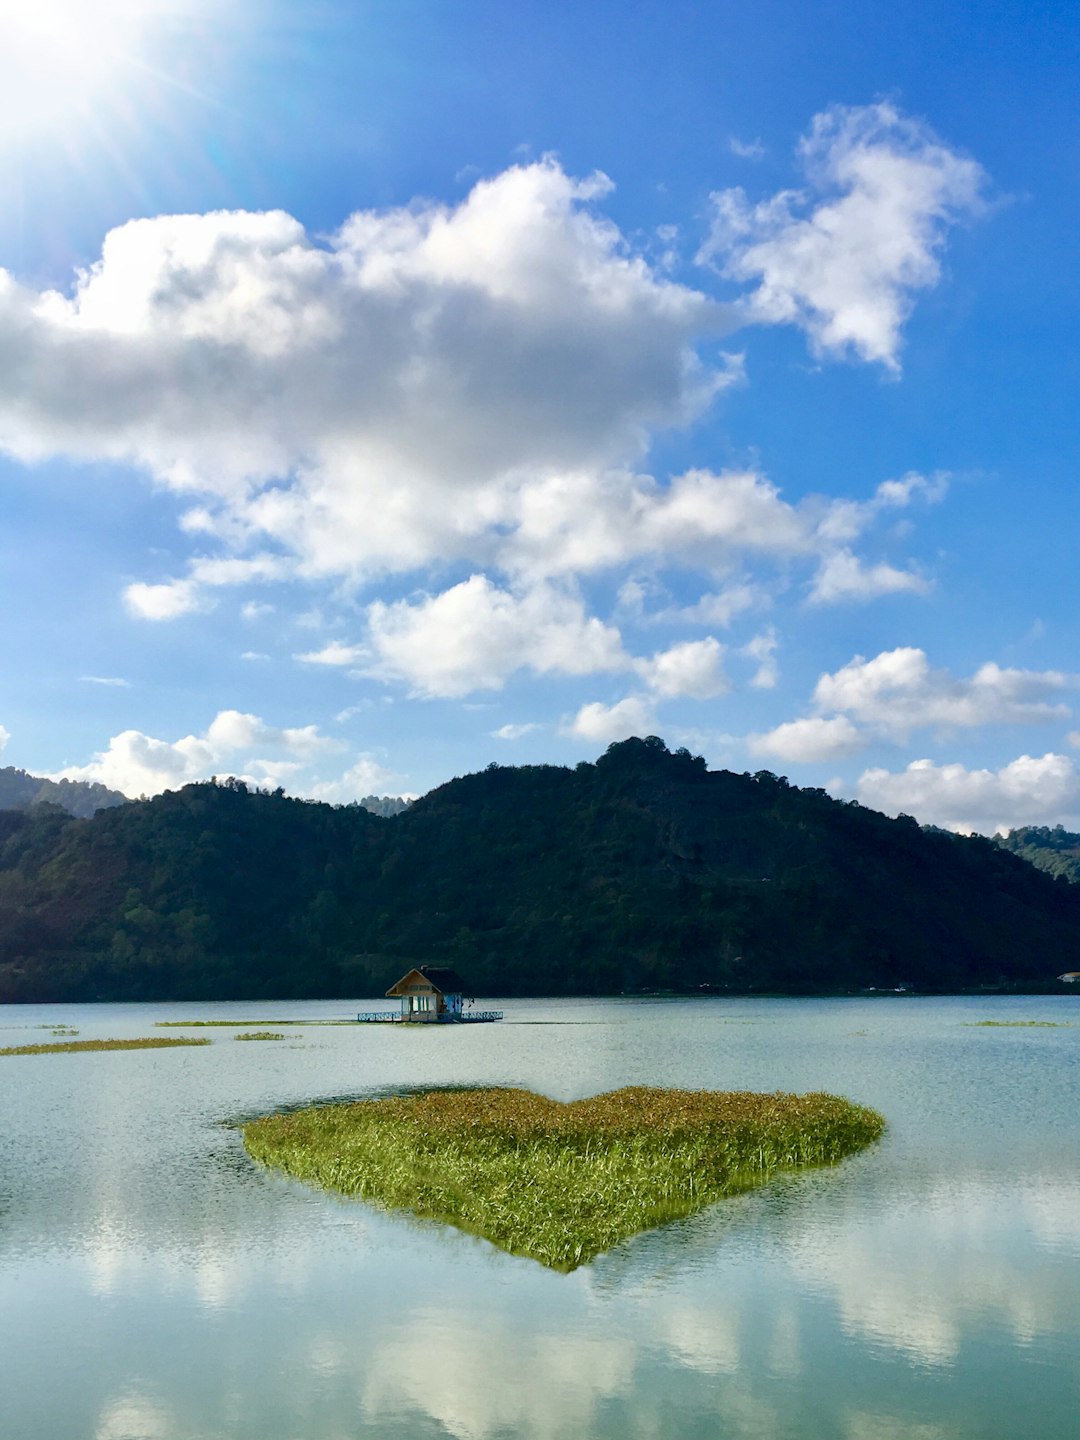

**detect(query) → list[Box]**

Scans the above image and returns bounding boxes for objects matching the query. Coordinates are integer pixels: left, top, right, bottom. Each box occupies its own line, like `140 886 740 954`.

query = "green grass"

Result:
965 1020 1072 1028
234 1031 285 1041
242 1086 885 1271
0 1037 212 1056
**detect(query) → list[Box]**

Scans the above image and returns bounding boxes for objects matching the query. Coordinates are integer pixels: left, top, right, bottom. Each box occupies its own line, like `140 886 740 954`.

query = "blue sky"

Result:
1 0 1079 832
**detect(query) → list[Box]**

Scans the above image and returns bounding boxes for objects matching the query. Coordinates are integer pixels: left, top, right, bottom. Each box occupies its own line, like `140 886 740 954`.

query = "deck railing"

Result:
354 1010 504 1024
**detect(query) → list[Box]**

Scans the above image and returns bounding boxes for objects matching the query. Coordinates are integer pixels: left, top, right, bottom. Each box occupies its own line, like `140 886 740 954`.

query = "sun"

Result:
0 0 181 135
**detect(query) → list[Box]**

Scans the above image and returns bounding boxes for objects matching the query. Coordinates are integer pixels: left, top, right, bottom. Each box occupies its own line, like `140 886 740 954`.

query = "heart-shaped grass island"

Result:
242 1086 884 1270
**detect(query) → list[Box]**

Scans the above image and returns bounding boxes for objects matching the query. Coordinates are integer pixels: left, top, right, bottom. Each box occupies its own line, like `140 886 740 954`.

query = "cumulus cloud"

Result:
748 714 864 764
49 708 347 797
808 548 930 604
124 578 202 621
814 471 948 545
813 649 1072 738
851 754 1080 834
303 591 735 702
361 576 629 698
307 756 397 804
125 554 292 622
0 724 8 756
502 465 812 581
700 102 987 368
0 162 725 599
753 647 1073 774
0 142 957 630
563 696 658 745
636 637 729 699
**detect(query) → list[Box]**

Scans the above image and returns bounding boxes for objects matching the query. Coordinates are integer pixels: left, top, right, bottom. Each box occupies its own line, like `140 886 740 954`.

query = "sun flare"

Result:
0 0 196 135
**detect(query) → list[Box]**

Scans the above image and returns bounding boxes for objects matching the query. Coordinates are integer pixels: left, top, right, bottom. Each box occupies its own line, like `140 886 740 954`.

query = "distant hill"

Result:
997 826 1080 885
355 794 412 818
1 737 1079 1003
0 766 127 819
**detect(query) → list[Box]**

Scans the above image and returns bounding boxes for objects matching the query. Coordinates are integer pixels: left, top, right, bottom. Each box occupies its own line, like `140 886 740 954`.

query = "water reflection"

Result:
363 1309 634 1440
1 997 1079 1439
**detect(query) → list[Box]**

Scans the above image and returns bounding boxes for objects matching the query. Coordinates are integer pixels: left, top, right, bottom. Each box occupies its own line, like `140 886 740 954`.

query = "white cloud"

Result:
0 150 937 623
362 1305 633 1440
125 555 291 622
808 548 930 604
50 709 345 797
0 162 726 603
504 464 940 604
563 695 657 744
741 626 779 688
650 582 763 629
748 714 864 764
636 636 728 699
502 464 812 581
241 600 274 621
1069 732 1080 749
295 640 368 668
308 756 396 804
851 753 1080 834
813 648 1072 738
814 470 948 545
491 722 542 741
0 724 8 756
123 578 202 620
240 651 269 662
363 576 629 698
79 675 131 687
700 102 986 368
729 137 765 161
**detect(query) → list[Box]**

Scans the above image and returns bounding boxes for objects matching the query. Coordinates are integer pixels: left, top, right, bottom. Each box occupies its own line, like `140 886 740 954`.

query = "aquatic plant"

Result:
156 1019 348 1027
966 1019 1072 1028
0 1037 211 1056
243 1086 884 1271
234 1031 285 1041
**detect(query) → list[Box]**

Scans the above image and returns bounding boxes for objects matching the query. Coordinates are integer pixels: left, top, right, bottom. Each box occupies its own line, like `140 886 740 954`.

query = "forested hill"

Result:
2 737 1078 1003
0 766 126 818
997 826 1080 885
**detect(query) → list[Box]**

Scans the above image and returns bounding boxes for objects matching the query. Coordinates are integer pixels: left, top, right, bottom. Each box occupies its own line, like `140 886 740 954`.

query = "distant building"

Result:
355 964 501 1023
385 965 469 1021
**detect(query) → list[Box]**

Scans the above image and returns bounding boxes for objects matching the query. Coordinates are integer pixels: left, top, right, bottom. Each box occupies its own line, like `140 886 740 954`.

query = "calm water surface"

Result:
1 995 1078 1439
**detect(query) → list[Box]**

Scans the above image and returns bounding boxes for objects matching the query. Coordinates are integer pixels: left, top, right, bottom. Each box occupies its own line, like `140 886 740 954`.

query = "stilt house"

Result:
385 965 469 1021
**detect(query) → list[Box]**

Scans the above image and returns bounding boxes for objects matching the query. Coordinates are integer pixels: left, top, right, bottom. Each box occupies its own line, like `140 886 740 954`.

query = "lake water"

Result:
1 995 1078 1440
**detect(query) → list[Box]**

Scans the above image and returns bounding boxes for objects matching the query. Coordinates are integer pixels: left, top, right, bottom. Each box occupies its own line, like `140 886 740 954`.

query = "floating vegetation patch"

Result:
965 1020 1072 1028
156 1019 350 1028
243 1086 885 1271
0 1037 212 1056
234 1031 286 1041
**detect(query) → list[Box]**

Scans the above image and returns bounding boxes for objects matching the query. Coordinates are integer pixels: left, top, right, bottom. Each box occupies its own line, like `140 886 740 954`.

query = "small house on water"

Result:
356 965 503 1023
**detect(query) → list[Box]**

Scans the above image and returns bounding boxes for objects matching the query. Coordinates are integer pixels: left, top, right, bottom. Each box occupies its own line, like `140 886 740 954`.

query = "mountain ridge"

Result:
1 737 1078 1003
0 765 126 818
